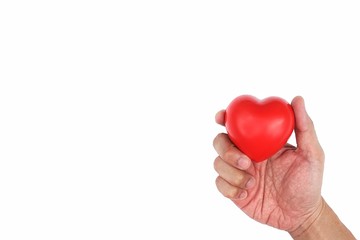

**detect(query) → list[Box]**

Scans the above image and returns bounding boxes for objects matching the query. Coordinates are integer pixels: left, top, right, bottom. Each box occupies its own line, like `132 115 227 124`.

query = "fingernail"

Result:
239 191 247 200
246 177 255 189
237 157 250 170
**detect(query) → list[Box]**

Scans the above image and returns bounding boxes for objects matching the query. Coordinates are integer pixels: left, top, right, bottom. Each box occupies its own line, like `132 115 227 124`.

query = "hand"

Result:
213 96 325 233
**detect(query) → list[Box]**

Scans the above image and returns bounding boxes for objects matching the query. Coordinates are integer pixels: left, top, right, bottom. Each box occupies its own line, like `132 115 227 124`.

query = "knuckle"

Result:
308 117 314 127
213 133 225 147
215 176 222 186
223 147 238 163
215 177 239 199
300 145 325 163
315 146 325 161
233 173 245 187
213 156 221 170
224 187 239 199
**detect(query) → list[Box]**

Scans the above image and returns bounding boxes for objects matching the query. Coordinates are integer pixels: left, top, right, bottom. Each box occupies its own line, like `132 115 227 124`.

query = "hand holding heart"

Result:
213 96 325 233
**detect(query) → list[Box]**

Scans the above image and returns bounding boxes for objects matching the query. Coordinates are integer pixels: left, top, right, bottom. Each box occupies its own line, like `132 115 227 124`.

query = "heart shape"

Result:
225 95 295 162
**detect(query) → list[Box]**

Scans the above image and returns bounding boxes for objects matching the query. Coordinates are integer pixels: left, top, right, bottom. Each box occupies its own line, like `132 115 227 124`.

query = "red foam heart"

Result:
225 95 295 162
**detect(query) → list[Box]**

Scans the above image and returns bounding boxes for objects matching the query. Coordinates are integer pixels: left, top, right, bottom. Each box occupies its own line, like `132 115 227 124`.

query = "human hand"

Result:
213 96 325 233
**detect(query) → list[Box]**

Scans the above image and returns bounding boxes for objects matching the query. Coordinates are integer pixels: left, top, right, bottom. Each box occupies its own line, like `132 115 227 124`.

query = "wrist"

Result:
289 198 356 240
289 197 325 238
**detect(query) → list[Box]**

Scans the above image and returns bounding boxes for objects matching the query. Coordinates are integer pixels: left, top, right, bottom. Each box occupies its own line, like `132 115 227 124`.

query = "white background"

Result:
1 1 359 239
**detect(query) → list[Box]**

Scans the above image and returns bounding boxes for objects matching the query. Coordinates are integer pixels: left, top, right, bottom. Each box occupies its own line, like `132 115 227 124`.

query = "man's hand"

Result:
213 96 325 232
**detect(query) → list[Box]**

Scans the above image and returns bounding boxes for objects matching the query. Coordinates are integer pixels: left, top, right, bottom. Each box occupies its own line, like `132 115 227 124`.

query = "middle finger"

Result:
214 156 255 189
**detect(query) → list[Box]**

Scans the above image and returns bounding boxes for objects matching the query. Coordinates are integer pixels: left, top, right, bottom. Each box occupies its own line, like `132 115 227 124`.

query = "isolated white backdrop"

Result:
1 1 359 239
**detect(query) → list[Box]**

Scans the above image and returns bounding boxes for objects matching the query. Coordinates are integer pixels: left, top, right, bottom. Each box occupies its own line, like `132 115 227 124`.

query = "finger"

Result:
213 133 252 170
214 156 255 189
215 176 248 200
291 96 324 158
215 110 225 126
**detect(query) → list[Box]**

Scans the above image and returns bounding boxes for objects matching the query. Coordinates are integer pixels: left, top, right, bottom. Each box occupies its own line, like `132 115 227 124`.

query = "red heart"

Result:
225 95 295 162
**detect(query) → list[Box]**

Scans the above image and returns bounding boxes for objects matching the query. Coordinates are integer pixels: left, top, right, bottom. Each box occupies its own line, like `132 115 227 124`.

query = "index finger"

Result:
215 110 225 126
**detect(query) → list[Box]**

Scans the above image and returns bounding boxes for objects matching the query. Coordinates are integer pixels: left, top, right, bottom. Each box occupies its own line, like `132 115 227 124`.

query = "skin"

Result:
213 96 355 239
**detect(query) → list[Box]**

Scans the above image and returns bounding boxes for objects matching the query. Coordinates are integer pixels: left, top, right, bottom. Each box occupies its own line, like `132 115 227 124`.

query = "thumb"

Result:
291 96 323 157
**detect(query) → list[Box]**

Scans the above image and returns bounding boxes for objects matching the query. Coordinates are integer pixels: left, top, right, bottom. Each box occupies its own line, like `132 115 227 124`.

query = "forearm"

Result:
289 198 355 240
